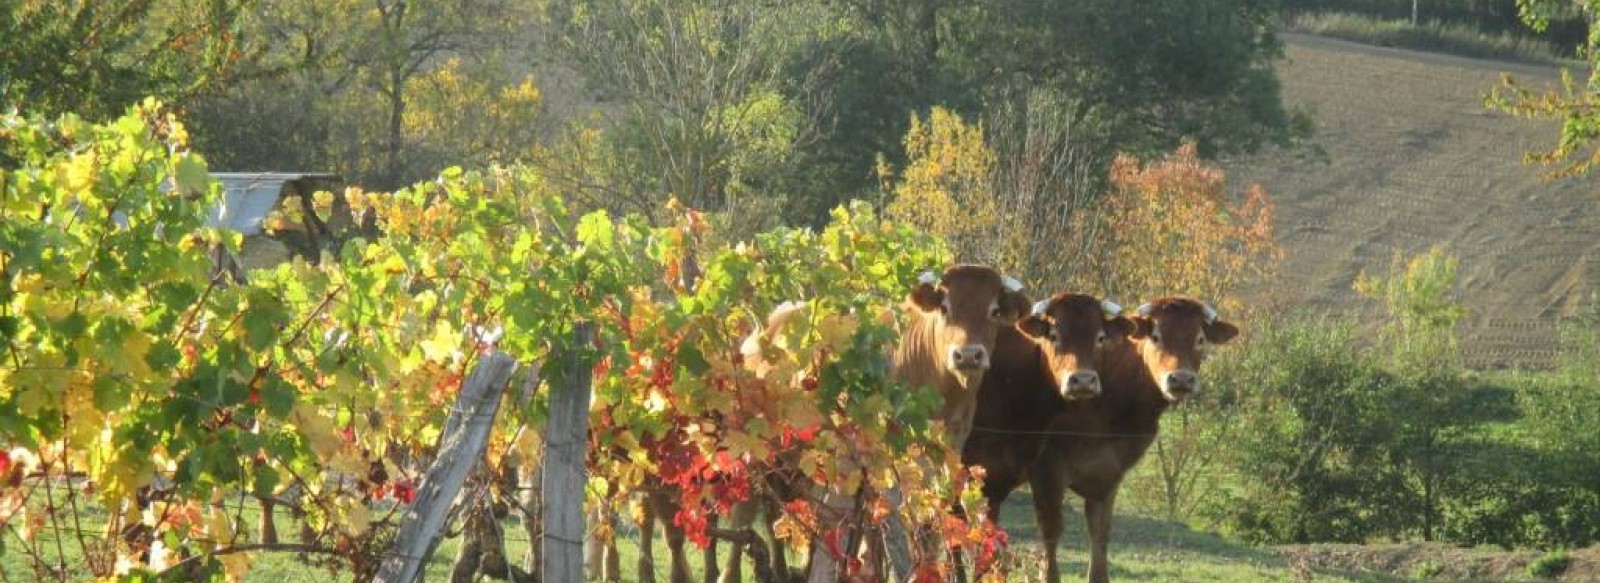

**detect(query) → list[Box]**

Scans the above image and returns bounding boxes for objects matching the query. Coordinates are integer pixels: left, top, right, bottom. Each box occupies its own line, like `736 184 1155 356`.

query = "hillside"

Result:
1225 33 1600 369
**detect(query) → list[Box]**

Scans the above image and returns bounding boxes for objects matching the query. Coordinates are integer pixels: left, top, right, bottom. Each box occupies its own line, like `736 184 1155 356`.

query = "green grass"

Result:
1283 12 1581 67
0 485 1532 582
986 489 1408 583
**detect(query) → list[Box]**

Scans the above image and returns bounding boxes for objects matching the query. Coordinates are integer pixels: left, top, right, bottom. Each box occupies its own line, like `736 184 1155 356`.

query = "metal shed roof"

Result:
205 172 339 236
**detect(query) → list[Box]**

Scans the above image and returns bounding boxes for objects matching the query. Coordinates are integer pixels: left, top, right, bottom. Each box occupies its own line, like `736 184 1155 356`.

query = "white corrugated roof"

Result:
205 172 338 236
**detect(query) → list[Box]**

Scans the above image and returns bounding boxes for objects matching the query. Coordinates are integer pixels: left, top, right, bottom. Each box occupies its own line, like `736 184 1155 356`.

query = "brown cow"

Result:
953 293 1130 580
726 266 1032 583
895 265 1033 465
961 293 1132 520
1028 296 1238 583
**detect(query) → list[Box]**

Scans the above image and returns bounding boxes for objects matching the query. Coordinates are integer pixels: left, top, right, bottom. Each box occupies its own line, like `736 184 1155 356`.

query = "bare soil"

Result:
1226 33 1600 369
1277 541 1600 582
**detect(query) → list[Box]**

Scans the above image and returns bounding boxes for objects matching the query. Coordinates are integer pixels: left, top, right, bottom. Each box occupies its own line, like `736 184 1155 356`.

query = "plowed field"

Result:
1227 33 1600 369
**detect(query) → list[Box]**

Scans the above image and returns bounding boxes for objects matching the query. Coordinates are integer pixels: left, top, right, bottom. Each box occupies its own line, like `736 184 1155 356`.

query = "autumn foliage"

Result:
0 104 977 581
1074 142 1280 312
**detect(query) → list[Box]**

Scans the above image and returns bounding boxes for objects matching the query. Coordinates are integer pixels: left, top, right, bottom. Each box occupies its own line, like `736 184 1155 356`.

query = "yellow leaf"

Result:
816 314 858 354
723 430 770 462
60 151 99 193
106 330 154 379
218 552 252 583
344 502 372 535
419 320 459 362
513 427 542 467
207 504 233 541
290 404 341 460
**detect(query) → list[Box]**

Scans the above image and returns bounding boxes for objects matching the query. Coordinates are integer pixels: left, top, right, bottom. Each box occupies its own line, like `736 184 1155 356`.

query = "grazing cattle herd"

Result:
592 264 1238 583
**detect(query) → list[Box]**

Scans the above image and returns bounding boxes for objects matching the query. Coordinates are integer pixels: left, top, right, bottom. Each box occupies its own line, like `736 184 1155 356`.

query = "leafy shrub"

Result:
1528 549 1572 579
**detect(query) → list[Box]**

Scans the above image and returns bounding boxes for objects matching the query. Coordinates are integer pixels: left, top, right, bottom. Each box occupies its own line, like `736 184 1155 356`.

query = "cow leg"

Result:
259 494 278 544
649 487 692 583
980 474 1018 525
717 500 756 583
638 493 658 583
863 523 886 583
703 510 720 583
586 502 603 579
1030 471 1066 583
1083 491 1117 583
760 497 790 579
948 498 970 583
604 522 622 583
595 498 623 582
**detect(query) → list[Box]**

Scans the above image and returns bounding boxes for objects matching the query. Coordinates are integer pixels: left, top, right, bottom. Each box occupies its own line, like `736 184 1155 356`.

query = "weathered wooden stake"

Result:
541 323 597 583
374 351 518 583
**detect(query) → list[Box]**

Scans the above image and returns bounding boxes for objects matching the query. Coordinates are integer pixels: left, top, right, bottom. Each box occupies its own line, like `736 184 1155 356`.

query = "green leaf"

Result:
92 375 130 411
259 378 295 418
576 211 615 249
677 344 710 375
251 464 279 497
173 155 211 197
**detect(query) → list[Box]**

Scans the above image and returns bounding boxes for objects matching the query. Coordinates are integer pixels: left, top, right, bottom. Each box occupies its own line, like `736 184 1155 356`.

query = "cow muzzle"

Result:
948 345 990 372
1161 370 1198 401
1060 370 1102 400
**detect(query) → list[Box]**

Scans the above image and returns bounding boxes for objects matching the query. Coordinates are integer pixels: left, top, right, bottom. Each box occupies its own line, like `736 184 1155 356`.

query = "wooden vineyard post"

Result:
374 352 518 583
541 322 597 583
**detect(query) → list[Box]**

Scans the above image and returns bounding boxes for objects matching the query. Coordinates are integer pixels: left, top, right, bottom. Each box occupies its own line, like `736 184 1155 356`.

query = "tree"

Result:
1350 246 1510 541
878 100 1108 290
0 0 254 120
940 0 1311 158
1076 142 1280 310
1488 0 1600 178
881 108 1004 267
538 0 832 219
184 0 539 189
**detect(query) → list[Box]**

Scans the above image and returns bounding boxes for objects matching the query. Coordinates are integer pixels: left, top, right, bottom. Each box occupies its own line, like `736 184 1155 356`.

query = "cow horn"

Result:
1136 303 1153 316
918 270 939 286
1031 300 1050 316
1101 299 1122 318
1201 302 1219 324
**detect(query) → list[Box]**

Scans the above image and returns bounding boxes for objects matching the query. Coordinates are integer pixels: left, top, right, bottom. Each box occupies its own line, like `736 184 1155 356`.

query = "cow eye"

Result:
940 300 951 315
1097 331 1108 344
1150 332 1162 345
1198 335 1207 347
990 305 1002 319
1047 329 1060 343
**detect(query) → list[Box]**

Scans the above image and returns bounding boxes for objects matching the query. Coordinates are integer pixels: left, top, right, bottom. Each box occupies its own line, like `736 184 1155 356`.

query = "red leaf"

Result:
393 480 417 504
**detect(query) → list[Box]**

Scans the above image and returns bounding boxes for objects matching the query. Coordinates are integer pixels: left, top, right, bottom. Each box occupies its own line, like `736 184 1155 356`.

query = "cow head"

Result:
1016 293 1134 400
1126 297 1239 402
907 265 1032 386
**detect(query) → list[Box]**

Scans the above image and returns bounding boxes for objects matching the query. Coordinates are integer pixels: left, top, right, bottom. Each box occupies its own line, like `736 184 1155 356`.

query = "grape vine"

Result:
1 102 1001 581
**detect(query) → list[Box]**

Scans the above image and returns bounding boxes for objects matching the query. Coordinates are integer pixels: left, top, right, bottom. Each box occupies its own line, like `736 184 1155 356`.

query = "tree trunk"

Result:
386 66 405 189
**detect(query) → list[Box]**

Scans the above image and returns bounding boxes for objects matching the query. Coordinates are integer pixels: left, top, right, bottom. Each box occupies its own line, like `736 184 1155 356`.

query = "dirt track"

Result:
1226 33 1600 369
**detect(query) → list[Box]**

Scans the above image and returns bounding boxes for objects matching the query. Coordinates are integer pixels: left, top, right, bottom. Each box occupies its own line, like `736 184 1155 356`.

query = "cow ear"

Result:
1205 320 1240 345
997 291 1032 322
1127 316 1154 339
907 283 945 313
1103 316 1135 340
1017 315 1051 339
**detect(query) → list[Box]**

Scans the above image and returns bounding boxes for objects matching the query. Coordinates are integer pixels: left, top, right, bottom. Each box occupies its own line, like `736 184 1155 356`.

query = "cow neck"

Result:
890 310 952 387
1082 336 1170 432
985 327 1064 418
